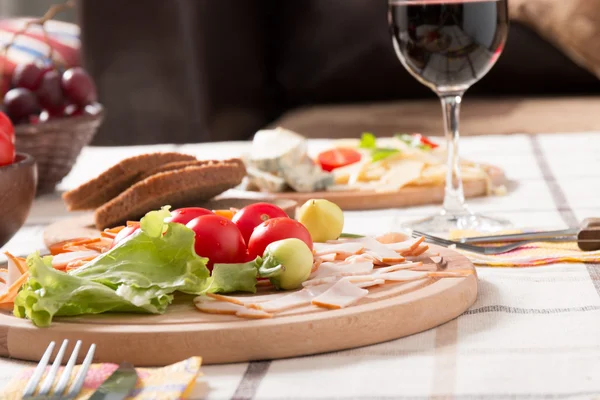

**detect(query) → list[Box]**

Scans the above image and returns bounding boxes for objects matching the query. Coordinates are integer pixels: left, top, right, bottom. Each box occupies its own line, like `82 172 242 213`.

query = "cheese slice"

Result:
312 279 369 309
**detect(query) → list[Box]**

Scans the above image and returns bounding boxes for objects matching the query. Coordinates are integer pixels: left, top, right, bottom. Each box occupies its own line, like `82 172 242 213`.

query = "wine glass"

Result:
388 0 510 234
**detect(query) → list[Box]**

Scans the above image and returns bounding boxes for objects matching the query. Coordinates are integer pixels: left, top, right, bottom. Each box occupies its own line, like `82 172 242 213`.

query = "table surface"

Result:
1 132 600 399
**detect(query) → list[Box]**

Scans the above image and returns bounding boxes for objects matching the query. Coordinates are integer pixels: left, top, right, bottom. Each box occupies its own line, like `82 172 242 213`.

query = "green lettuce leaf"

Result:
205 259 260 294
14 254 152 327
359 132 377 149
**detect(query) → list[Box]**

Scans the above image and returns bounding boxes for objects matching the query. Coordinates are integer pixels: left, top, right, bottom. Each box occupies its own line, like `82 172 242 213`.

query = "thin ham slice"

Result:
313 242 364 257
303 274 380 287
309 261 374 280
250 283 333 313
51 251 99 269
312 279 369 309
4 252 26 286
236 307 273 319
377 270 429 282
371 262 422 275
194 296 244 315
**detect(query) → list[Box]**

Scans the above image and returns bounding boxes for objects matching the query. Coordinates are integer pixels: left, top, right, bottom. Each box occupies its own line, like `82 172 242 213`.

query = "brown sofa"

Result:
77 0 600 145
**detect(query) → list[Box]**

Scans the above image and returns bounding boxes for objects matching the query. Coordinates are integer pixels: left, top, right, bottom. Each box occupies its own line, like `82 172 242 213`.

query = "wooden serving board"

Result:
226 164 506 210
0 245 477 366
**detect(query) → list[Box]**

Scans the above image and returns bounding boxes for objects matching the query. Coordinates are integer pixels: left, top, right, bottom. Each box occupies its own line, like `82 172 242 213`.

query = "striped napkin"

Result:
1 357 202 400
449 230 600 267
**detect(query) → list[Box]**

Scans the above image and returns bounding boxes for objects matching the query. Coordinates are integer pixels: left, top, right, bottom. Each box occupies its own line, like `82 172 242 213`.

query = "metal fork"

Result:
411 230 581 255
22 340 96 400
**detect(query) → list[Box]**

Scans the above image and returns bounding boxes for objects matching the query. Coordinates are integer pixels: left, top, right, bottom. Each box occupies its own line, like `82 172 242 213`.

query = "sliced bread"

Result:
62 152 197 211
94 160 246 230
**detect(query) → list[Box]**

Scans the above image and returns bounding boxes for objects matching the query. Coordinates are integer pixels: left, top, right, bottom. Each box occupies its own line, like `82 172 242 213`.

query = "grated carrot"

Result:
0 271 29 304
4 251 27 274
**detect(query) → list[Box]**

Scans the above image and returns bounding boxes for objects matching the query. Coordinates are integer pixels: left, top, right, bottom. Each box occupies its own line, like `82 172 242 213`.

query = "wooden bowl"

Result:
0 153 37 248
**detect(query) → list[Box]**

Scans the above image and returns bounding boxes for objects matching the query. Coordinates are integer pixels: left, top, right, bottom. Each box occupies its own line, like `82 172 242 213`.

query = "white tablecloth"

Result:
1 133 600 399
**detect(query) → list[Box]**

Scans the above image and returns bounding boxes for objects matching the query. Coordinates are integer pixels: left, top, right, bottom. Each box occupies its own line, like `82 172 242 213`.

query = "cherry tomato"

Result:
0 134 15 167
414 133 439 149
111 224 140 248
247 217 313 259
0 111 14 144
186 214 247 270
232 202 288 244
166 207 213 225
317 148 362 172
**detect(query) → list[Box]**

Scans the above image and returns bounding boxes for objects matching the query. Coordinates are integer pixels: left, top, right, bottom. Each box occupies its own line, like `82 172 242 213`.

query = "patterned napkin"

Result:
1 357 202 400
449 230 600 267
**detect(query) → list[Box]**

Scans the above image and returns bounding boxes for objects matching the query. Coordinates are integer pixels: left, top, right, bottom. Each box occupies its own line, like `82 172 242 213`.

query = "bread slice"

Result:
62 152 197 211
94 160 247 230
136 158 245 181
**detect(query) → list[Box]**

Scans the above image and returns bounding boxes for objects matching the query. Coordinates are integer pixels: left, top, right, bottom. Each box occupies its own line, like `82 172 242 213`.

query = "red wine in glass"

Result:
388 0 510 234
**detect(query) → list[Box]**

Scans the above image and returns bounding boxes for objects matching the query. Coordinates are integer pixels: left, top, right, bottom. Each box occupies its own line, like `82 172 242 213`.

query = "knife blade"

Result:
88 362 138 400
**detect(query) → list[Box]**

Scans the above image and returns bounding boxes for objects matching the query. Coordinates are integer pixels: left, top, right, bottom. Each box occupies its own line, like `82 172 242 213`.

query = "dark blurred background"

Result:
5 0 600 145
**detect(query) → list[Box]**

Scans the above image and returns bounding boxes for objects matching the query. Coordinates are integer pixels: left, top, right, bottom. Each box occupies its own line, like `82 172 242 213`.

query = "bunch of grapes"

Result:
3 63 97 125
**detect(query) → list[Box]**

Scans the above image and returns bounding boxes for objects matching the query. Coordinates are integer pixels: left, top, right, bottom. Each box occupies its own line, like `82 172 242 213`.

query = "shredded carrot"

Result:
4 251 27 274
49 238 89 255
206 293 245 305
101 231 117 239
65 237 101 247
0 276 5 284
55 255 98 271
0 271 29 304
126 221 140 227
409 244 429 257
213 209 235 220
105 225 125 234
0 302 13 311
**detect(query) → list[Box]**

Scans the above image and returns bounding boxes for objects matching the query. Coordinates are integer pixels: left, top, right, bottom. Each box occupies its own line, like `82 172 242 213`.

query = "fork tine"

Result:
65 343 96 397
38 339 69 395
53 340 82 396
22 341 55 398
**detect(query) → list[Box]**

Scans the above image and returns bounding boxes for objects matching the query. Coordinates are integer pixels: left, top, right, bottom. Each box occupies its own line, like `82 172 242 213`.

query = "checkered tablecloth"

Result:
1 132 599 399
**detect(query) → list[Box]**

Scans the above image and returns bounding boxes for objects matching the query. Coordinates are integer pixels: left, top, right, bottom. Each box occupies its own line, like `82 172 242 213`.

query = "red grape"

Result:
36 69 66 114
61 67 97 106
12 63 45 91
4 88 39 122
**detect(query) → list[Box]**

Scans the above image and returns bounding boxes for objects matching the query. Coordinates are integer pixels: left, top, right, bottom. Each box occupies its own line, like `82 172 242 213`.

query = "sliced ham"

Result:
250 283 333 313
309 261 374 280
4 252 26 286
206 293 245 305
311 279 369 309
303 274 379 287
355 278 385 288
313 242 364 257
384 236 425 252
51 251 99 269
377 270 429 282
236 307 273 319
371 262 422 275
194 296 244 315
376 232 410 244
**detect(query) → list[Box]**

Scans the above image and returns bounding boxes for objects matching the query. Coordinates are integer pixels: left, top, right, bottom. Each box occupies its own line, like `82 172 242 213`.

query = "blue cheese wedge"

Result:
245 166 288 192
248 127 308 173
247 127 334 192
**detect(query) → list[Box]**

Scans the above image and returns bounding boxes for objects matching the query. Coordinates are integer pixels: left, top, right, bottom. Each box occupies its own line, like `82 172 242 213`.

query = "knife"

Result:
88 362 138 400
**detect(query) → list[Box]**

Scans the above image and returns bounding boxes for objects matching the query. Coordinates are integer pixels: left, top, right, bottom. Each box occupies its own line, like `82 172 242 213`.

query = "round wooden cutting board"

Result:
226 164 506 210
0 244 477 366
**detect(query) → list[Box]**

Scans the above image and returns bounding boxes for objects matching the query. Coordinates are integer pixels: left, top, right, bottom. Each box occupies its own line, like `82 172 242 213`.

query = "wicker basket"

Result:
14 104 104 195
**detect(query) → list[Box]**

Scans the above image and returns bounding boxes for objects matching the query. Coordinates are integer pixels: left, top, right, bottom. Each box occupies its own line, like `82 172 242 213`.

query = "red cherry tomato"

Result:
186 214 247 270
0 112 15 167
111 224 140 248
414 133 439 149
232 202 288 244
167 207 213 225
317 148 362 172
0 111 14 144
247 217 313 259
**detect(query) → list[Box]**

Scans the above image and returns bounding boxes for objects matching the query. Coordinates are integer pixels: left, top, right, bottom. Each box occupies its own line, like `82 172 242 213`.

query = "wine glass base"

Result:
401 211 511 236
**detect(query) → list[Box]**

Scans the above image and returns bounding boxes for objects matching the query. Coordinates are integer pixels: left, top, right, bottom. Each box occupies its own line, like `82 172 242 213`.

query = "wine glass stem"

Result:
440 93 468 216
